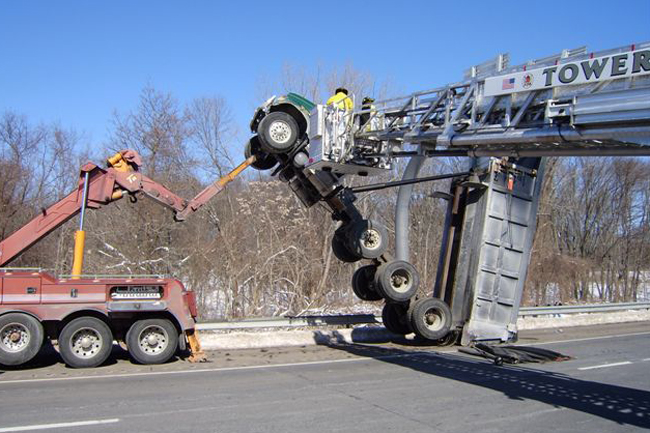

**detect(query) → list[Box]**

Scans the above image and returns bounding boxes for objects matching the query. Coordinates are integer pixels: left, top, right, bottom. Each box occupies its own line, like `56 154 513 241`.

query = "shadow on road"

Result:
313 331 650 429
0 343 136 371
0 342 62 371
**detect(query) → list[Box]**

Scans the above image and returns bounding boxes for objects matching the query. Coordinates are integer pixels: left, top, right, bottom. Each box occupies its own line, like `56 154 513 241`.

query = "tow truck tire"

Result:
245 136 278 171
382 303 412 335
409 298 452 341
332 225 362 263
351 265 382 301
347 219 388 259
127 319 178 365
375 260 419 303
0 313 44 366
59 317 113 368
258 112 300 154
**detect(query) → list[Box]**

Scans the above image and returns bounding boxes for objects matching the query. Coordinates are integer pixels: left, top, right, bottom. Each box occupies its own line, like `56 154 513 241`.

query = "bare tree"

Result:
186 96 236 177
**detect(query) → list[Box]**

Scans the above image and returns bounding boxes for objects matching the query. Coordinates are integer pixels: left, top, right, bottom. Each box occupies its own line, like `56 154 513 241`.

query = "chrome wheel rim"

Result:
269 120 292 144
0 323 30 352
70 327 103 359
138 325 169 355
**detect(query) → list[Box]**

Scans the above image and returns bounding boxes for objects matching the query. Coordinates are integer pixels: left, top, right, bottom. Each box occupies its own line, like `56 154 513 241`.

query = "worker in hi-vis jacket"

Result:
326 87 353 111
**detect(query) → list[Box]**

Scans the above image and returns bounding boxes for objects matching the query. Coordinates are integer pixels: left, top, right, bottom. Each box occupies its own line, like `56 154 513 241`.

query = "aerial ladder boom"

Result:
259 41 650 345
0 149 253 269
305 41 650 178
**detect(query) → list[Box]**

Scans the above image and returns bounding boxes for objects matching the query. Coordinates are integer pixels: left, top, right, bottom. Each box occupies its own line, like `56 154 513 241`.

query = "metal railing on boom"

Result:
348 41 650 159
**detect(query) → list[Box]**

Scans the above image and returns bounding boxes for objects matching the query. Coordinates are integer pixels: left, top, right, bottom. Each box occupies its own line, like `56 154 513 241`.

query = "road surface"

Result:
0 321 648 432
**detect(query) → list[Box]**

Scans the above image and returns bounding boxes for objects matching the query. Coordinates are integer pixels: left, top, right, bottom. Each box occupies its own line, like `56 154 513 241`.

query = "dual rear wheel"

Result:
351 259 453 341
351 260 419 303
58 317 113 368
382 298 454 341
332 220 389 263
58 317 179 368
408 298 453 341
126 318 178 365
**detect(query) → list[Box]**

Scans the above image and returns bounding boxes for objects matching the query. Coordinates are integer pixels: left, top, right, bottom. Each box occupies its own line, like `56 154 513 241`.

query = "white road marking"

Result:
577 361 633 371
0 353 415 386
521 331 650 347
0 331 647 386
642 358 650 362
0 419 119 432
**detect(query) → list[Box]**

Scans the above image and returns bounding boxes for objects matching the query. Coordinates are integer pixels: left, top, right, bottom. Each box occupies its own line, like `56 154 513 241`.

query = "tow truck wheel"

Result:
59 317 113 368
409 298 452 341
245 136 278 170
0 313 44 366
258 112 300 154
351 265 382 301
127 319 178 365
382 302 412 335
375 260 419 303
348 219 388 259
331 225 362 263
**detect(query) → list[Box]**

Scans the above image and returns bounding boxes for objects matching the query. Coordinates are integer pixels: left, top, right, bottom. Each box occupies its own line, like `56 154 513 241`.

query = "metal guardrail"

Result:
517 301 650 316
196 302 650 331
198 314 379 330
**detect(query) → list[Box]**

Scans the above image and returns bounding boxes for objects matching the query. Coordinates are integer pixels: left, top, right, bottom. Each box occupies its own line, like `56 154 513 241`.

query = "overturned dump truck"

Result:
0 151 252 368
245 41 650 345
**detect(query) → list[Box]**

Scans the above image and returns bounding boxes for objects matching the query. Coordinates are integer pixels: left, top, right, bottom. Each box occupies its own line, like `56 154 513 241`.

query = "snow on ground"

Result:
516 309 650 330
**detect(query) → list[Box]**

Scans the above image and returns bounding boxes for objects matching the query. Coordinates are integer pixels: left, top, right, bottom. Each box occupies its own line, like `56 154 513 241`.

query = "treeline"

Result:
527 157 650 305
1 84 648 319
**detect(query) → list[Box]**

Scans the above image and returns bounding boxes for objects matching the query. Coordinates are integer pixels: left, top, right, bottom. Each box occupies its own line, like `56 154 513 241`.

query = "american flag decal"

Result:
502 77 515 90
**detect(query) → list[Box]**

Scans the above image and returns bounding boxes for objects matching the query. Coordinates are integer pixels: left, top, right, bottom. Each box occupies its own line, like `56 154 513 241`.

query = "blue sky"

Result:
1 1 649 150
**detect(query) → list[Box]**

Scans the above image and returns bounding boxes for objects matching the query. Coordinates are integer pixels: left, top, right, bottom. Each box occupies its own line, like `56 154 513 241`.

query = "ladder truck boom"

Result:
245 41 650 346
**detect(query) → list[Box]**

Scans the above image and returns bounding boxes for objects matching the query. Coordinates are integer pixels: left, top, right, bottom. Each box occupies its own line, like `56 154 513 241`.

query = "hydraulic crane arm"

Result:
0 150 253 267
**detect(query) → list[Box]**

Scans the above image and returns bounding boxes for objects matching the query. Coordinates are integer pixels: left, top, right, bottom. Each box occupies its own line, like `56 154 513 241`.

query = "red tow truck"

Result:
0 150 252 368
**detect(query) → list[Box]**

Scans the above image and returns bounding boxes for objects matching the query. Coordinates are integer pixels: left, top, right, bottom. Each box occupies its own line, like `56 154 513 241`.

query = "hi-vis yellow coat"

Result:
326 91 353 111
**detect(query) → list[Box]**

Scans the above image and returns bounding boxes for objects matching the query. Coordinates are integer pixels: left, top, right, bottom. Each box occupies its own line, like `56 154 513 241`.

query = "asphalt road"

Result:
0 322 649 432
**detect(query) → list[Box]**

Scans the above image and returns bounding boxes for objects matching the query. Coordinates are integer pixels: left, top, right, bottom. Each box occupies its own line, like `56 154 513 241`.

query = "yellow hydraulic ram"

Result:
71 171 91 279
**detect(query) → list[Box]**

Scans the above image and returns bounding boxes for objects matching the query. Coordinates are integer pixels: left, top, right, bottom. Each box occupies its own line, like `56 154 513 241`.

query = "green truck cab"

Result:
246 93 316 170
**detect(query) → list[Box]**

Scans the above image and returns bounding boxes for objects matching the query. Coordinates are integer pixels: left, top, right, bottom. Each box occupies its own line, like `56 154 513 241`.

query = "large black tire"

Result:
382 302 412 335
409 298 452 341
437 330 459 346
59 317 113 368
375 260 419 303
347 219 388 259
126 319 178 365
351 265 382 301
331 225 362 263
0 313 44 366
245 136 278 171
257 112 300 154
